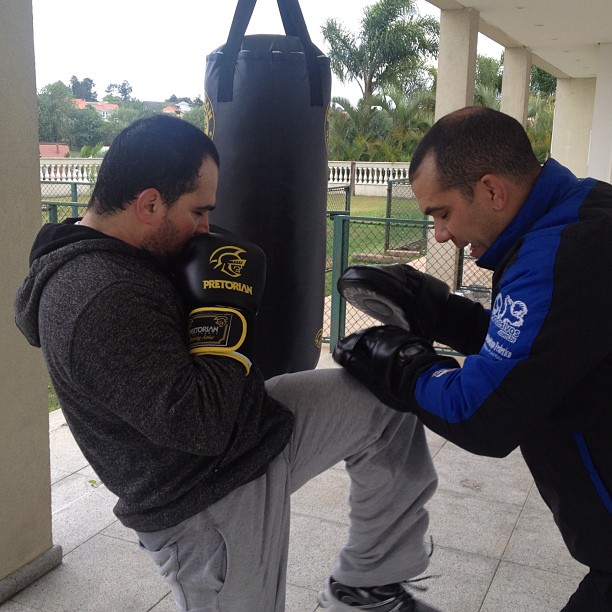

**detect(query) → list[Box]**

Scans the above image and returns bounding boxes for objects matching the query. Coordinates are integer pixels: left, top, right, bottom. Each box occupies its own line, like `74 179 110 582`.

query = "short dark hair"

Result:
89 114 220 214
409 107 541 198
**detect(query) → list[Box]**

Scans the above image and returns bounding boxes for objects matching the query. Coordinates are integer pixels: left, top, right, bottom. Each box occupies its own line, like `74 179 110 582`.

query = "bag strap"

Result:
217 0 325 106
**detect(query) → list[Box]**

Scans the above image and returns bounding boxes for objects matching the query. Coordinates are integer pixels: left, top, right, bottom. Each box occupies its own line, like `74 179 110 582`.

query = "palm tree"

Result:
379 87 435 159
328 96 394 161
328 87 438 162
473 84 500 110
322 0 439 98
526 95 555 163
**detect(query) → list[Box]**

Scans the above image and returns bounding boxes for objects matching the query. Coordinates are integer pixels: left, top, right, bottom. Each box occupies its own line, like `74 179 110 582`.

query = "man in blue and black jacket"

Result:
334 106 612 611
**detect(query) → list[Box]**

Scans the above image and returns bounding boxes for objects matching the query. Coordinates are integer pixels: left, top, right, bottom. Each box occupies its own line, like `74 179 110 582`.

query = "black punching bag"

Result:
204 0 331 379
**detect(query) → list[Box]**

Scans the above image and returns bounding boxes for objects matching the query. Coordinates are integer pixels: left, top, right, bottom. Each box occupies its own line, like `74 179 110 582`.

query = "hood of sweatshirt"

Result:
14 219 165 348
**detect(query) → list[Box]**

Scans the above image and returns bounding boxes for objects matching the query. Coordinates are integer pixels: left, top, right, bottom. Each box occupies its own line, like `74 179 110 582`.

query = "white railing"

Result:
40 158 100 182
40 159 411 196
328 161 410 196
328 161 410 185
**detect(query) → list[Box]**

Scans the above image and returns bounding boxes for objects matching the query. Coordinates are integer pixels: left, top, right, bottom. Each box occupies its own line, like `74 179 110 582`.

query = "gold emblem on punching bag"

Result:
204 91 215 139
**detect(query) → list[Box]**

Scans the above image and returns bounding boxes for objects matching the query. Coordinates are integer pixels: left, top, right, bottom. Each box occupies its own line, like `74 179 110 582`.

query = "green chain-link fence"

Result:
324 181 493 355
41 181 91 223
385 179 493 298
326 184 351 213
325 185 351 278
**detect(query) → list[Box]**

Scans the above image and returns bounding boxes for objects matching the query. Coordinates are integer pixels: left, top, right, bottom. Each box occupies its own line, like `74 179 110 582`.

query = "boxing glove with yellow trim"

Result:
175 231 266 374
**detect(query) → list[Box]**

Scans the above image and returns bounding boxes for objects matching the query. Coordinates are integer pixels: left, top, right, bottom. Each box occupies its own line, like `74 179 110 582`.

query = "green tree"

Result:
531 66 557 96
322 0 439 97
328 86 438 162
80 142 105 157
183 106 206 131
526 94 555 163
165 95 195 106
68 106 107 150
105 80 133 102
476 55 502 94
103 100 154 143
70 76 97 101
474 85 500 109
37 81 75 143
328 96 395 161
379 86 435 159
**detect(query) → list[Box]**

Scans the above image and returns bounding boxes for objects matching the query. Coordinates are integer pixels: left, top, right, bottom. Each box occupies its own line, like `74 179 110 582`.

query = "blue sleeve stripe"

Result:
573 431 612 513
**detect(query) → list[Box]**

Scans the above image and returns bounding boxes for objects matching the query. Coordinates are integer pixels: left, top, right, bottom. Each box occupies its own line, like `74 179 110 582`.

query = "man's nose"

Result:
195 214 210 235
434 223 451 243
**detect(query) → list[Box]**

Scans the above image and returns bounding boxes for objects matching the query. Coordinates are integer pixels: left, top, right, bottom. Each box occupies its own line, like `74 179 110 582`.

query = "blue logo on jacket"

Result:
491 293 528 344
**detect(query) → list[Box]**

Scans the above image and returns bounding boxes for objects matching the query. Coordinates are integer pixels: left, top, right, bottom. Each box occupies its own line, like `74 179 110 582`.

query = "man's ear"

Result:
479 174 508 211
134 188 163 224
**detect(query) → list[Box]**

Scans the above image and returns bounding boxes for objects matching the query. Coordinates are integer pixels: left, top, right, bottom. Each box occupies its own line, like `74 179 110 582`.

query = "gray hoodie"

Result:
14 221 294 531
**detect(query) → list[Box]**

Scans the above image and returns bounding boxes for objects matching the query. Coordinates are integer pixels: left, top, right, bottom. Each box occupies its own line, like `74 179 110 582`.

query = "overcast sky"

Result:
31 0 502 104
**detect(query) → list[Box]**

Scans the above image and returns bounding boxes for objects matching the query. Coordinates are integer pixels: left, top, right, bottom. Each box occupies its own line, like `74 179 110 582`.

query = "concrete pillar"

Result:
588 43 612 182
430 7 479 288
552 78 596 178
500 47 532 124
0 0 62 603
435 8 479 120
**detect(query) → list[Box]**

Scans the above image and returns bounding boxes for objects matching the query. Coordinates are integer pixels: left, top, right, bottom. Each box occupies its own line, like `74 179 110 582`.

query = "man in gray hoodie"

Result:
14 114 440 612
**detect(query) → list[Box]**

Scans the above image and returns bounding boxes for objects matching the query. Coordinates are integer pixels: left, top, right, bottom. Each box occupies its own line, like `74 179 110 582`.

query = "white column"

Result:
500 47 532 124
430 8 479 288
551 78 596 178
588 43 612 182
0 0 62 603
435 8 479 120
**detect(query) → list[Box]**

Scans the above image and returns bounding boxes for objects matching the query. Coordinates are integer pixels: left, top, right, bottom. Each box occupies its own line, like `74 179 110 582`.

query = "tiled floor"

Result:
0 351 587 611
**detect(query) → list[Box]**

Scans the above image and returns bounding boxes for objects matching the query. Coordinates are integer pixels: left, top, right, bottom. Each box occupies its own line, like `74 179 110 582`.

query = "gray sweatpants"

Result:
137 368 437 612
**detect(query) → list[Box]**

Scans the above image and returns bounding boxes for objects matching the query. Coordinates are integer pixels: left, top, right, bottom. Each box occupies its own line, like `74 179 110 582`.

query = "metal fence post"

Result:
329 214 349 351
384 179 393 251
49 203 58 224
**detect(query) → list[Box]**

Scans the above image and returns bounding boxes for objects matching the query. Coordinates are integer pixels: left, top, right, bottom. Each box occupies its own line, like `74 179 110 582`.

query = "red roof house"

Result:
39 143 70 158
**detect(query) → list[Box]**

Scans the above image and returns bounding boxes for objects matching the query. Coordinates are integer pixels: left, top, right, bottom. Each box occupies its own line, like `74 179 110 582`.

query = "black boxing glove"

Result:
338 264 450 342
175 232 266 374
333 325 458 411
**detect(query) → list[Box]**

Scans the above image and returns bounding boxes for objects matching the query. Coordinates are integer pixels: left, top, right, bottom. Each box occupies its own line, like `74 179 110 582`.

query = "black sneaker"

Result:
317 577 442 611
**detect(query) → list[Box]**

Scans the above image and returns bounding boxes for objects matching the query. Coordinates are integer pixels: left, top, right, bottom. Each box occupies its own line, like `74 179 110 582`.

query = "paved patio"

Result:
0 350 587 612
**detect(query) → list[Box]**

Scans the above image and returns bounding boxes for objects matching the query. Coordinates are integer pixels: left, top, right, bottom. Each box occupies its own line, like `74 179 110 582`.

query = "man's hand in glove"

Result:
338 264 450 342
333 326 459 412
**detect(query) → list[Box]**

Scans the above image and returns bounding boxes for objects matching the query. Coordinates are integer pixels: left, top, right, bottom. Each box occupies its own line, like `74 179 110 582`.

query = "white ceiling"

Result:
426 0 612 78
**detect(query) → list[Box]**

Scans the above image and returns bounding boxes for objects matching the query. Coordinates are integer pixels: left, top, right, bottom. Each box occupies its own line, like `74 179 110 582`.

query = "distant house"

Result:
39 142 70 158
91 101 119 120
162 101 192 117
176 101 192 114
162 104 182 116
71 98 119 120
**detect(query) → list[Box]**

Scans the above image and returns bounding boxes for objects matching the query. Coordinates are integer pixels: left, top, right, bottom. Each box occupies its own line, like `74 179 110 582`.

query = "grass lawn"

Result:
324 195 429 295
48 381 60 412
348 195 387 217
348 194 424 220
